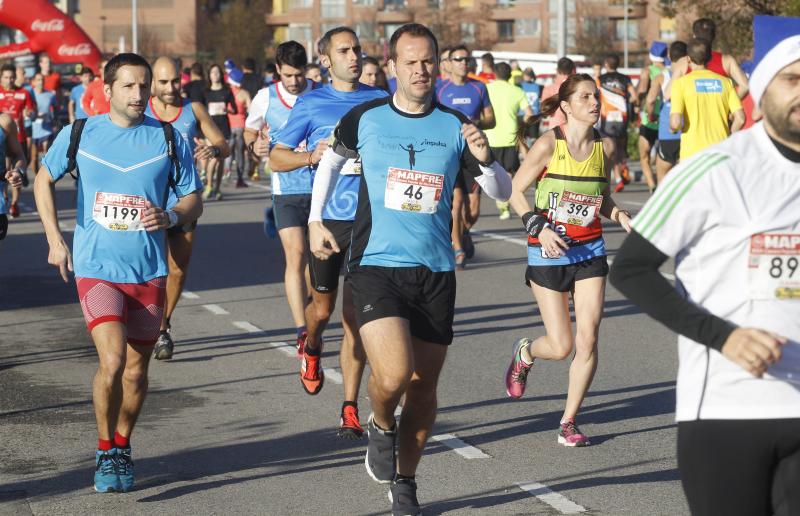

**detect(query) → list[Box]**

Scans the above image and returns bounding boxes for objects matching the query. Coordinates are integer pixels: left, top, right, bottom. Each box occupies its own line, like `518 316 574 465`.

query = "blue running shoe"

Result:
117 446 135 492
94 449 121 493
263 206 278 239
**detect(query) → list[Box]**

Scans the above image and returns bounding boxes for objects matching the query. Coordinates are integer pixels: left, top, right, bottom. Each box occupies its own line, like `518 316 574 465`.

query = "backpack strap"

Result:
65 118 88 180
159 121 181 207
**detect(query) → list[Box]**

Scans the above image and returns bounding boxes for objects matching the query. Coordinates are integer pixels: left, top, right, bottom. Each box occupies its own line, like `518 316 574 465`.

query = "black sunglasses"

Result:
450 56 469 63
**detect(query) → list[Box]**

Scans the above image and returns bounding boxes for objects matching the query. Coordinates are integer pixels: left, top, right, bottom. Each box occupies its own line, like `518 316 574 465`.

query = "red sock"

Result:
98 438 113 451
113 431 129 448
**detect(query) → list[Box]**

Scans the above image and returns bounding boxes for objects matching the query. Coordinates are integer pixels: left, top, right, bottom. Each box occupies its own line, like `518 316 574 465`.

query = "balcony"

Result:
606 0 646 19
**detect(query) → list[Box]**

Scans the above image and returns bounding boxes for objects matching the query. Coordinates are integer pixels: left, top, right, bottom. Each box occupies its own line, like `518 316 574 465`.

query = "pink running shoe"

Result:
505 338 534 399
558 419 590 447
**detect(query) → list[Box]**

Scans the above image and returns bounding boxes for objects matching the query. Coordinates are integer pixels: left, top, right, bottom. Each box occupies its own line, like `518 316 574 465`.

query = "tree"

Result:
659 0 800 58
197 0 272 64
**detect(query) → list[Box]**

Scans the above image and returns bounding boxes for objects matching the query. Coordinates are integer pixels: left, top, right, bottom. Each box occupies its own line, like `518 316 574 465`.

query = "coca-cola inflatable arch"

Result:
0 0 101 71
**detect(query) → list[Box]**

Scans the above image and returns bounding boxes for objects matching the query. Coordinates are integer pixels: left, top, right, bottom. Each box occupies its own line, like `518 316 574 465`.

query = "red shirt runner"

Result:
81 78 110 116
0 86 35 142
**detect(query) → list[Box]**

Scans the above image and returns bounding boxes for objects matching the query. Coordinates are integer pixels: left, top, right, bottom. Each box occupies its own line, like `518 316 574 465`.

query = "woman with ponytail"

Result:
503 73 632 447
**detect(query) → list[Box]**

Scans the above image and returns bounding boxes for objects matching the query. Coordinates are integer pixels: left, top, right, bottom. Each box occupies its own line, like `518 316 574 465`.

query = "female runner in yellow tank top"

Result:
504 74 632 446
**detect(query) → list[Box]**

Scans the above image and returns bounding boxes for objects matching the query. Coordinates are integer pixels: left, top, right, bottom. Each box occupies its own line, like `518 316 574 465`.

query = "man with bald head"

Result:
146 56 230 360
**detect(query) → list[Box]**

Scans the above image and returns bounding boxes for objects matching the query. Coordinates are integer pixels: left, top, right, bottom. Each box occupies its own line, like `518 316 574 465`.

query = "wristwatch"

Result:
211 146 221 158
166 210 179 228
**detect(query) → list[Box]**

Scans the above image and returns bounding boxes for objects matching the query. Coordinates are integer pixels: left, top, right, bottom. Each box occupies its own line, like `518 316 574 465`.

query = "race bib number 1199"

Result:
748 233 800 300
92 192 146 231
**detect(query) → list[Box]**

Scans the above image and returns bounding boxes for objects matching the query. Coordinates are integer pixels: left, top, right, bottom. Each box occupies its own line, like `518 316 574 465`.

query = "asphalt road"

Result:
0 170 688 515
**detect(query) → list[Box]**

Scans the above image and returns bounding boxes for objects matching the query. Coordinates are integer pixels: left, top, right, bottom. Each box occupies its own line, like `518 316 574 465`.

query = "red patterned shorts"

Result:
76 276 167 346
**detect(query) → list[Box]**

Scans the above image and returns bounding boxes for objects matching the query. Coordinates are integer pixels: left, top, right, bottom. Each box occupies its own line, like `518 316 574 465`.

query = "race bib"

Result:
384 167 444 215
341 157 362 176
748 233 800 300
555 191 602 227
207 102 226 116
606 110 624 123
92 192 146 231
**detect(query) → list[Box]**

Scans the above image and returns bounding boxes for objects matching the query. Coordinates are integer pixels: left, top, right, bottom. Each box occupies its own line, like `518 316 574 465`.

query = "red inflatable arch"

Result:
0 0 101 71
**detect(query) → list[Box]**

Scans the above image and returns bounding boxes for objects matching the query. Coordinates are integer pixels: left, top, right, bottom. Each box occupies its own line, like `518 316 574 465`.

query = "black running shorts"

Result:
639 125 658 147
657 139 680 165
678 418 800 516
455 168 480 195
167 219 198 235
525 255 609 292
491 146 521 175
309 219 353 293
348 265 456 345
272 194 311 231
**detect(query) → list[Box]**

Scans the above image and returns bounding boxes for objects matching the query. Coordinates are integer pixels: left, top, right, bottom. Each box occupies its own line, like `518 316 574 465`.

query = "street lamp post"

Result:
132 0 138 54
623 0 628 68
557 0 566 57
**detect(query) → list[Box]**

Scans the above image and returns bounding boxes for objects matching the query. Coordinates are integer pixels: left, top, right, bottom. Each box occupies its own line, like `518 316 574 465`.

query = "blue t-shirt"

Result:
32 90 56 139
435 79 491 122
275 84 387 220
520 81 542 116
43 115 203 283
70 84 88 120
332 97 484 272
266 83 314 195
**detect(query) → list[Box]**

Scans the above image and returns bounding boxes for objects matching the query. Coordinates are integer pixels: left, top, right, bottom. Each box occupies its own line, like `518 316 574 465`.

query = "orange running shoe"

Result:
300 348 324 395
338 404 364 440
295 332 307 359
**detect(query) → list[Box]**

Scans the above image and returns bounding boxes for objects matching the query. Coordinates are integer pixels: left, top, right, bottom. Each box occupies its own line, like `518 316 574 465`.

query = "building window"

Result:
516 18 540 37
614 19 638 40
353 0 376 5
383 0 406 10
460 22 475 43
547 0 574 12
288 0 312 8
383 23 404 39
582 17 607 37
497 20 514 42
321 0 345 18
548 16 575 50
288 23 312 43
356 21 377 40
428 0 442 7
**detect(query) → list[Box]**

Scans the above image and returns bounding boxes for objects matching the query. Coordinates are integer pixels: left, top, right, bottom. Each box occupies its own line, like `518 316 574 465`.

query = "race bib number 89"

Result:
93 192 146 231
555 191 602 227
748 233 800 300
385 168 444 215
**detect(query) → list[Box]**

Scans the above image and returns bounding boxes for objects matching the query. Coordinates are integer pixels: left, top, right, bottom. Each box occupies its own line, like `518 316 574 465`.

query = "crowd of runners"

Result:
1 14 797 516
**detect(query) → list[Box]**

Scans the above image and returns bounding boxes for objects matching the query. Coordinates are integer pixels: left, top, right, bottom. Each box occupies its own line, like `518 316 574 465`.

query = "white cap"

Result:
750 35 800 106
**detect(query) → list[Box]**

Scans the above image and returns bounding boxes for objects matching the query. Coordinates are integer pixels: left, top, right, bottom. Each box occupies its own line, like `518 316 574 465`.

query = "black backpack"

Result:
65 118 181 207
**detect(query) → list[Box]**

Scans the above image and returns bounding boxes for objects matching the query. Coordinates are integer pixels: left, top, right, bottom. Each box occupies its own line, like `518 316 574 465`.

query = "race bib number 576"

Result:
385 168 444 214
748 233 800 300
92 192 146 231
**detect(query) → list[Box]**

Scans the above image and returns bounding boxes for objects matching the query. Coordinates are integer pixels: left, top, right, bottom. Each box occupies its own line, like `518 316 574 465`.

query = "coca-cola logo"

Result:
31 19 65 32
58 43 92 56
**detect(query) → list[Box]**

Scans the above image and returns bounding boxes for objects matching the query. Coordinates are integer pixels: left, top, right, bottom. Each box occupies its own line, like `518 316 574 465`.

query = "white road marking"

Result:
232 321 262 333
202 304 229 315
431 434 490 459
474 230 676 281
517 481 587 514
326 367 343 384
267 340 296 358
624 200 646 206
182 291 200 299
247 182 272 193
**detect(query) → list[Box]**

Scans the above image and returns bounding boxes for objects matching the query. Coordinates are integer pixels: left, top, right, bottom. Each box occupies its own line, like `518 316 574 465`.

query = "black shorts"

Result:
601 121 628 139
455 169 480 195
167 219 198 235
491 146 521 174
639 125 658 147
348 265 456 345
309 219 352 293
525 255 609 292
678 418 800 516
657 139 680 165
0 213 7 240
272 194 311 230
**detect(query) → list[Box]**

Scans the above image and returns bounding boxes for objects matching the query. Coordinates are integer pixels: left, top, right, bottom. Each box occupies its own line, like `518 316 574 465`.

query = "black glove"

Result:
521 210 550 238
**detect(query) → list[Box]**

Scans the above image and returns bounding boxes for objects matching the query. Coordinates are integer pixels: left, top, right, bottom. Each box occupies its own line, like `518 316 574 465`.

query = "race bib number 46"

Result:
748 233 800 300
93 192 146 231
385 168 444 215
555 191 602 227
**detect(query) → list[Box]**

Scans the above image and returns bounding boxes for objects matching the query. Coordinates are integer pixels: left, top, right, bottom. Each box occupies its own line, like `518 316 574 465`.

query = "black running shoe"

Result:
389 477 421 516
153 331 174 360
365 413 396 484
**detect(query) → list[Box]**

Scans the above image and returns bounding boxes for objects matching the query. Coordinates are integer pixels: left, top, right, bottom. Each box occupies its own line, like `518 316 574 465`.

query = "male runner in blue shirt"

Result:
34 53 203 494
309 24 511 515
270 27 387 440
